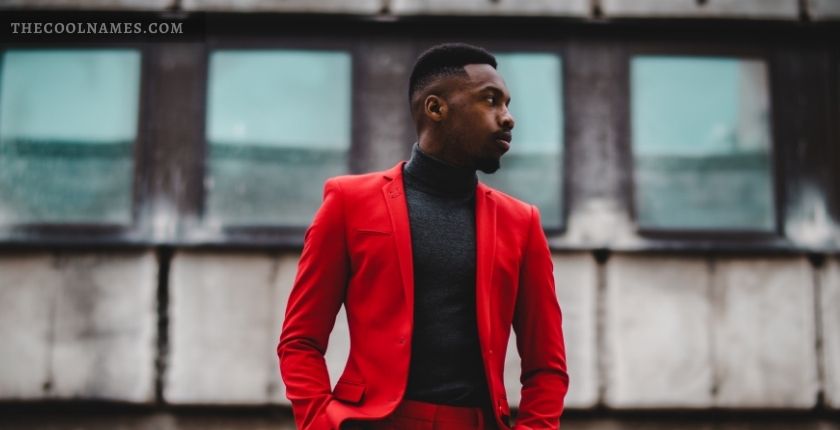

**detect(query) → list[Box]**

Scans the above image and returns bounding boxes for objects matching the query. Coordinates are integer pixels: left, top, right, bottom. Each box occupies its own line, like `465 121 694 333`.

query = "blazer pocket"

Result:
354 228 391 236
332 379 366 404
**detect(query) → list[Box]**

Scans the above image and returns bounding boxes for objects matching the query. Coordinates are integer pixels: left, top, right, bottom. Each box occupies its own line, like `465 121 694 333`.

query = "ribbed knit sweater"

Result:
402 143 491 408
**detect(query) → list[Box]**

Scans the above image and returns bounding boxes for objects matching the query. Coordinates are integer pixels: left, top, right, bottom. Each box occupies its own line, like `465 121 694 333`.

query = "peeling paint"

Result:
786 184 838 248
562 197 640 248
150 198 179 243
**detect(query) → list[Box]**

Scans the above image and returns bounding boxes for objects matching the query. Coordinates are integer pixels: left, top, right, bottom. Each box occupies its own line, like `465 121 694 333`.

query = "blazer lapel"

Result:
382 162 414 312
475 183 497 344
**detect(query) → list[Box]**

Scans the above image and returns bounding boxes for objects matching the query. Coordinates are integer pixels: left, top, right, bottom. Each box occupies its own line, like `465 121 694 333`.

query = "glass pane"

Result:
205 50 352 226
479 53 563 229
631 56 775 231
0 49 140 224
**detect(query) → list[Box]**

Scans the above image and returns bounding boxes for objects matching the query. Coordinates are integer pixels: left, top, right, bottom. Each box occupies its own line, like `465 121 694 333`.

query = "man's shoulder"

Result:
324 162 403 193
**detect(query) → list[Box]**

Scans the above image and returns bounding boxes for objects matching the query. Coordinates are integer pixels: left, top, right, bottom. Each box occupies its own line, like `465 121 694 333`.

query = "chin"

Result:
476 157 501 174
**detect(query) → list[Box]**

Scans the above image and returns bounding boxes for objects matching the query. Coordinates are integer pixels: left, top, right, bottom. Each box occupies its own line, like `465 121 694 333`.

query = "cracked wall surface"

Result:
2 251 834 411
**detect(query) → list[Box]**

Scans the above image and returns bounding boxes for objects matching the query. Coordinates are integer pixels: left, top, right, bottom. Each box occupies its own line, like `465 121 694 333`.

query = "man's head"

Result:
409 43 515 174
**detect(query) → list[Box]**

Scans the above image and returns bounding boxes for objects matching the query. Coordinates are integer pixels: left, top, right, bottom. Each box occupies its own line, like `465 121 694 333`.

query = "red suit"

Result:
277 161 568 429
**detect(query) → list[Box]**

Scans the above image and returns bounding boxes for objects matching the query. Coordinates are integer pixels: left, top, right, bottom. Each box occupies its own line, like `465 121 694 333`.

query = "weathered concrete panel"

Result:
182 0 381 13
503 253 598 409
165 250 363 405
0 0 173 9
712 258 818 408
271 252 352 404
600 0 799 19
821 257 840 408
605 256 713 408
391 0 589 16
51 253 158 402
809 0 840 20
555 253 599 408
168 252 290 404
0 252 157 402
269 253 299 405
0 255 57 399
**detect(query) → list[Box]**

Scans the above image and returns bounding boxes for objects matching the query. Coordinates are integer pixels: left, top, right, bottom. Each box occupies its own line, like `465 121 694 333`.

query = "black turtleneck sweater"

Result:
402 144 490 408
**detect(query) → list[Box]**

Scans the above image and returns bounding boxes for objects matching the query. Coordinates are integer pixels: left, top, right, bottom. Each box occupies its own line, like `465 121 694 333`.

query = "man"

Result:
278 43 568 430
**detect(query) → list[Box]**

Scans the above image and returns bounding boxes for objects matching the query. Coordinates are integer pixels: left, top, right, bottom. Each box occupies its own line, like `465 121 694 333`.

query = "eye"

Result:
486 95 496 104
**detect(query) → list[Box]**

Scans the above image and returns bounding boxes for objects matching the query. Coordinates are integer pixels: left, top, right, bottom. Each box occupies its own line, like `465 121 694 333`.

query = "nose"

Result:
500 106 515 131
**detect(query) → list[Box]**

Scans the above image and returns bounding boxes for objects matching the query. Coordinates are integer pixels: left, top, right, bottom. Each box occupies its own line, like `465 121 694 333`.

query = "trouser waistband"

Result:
390 399 489 425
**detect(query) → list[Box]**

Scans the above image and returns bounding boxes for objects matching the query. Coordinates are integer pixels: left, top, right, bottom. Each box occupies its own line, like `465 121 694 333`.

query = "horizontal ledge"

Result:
0 236 838 256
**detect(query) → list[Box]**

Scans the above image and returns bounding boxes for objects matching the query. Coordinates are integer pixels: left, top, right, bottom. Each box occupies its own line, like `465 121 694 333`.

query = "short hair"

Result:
408 43 497 104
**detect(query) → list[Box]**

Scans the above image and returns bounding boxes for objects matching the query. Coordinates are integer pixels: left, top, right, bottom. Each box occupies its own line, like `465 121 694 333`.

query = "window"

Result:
631 56 775 231
204 50 352 227
0 49 141 225
479 53 564 229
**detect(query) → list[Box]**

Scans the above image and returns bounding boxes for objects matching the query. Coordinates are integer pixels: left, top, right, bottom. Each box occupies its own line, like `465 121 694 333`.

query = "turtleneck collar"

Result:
403 143 478 198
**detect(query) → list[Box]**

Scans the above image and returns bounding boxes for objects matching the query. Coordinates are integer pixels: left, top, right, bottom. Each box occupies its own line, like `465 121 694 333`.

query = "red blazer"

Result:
278 161 568 430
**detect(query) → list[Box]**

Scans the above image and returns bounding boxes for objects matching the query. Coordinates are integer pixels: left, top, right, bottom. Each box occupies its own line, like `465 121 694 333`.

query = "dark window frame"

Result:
834 51 840 226
189 36 361 247
620 41 785 242
0 42 154 247
0 14 836 254
827 45 840 240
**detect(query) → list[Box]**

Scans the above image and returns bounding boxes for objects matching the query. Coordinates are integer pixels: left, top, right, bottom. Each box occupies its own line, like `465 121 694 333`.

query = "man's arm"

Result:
278 179 349 430
512 205 569 430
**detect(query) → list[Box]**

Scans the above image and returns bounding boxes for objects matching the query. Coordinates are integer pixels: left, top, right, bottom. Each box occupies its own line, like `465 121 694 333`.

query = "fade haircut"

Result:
408 43 497 109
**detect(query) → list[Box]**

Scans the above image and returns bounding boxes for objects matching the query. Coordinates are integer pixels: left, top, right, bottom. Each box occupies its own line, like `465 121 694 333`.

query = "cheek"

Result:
451 110 480 133
467 108 496 130
449 106 494 142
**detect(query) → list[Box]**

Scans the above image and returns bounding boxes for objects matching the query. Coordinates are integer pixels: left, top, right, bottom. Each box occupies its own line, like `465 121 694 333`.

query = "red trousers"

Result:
344 399 499 430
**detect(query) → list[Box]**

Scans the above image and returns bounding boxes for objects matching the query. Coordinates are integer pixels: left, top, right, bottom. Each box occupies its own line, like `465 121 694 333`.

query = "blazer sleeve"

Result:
277 178 350 430
512 205 570 430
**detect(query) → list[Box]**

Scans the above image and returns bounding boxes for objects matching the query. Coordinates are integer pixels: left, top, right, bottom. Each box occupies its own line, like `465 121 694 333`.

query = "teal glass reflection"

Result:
0 49 140 225
205 50 352 226
631 56 775 231
479 53 564 228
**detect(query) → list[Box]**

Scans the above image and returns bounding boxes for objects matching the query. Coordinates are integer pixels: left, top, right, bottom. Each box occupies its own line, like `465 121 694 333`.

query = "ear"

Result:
423 95 448 122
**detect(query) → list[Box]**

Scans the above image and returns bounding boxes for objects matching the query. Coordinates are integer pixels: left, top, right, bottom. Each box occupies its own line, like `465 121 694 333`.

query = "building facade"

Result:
0 0 839 428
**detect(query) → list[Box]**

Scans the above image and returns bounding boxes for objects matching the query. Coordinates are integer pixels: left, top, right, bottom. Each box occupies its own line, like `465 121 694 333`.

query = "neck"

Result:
417 134 472 169
404 143 477 198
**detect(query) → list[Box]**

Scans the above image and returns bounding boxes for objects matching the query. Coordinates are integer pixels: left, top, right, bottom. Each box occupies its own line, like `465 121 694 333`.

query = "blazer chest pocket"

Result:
350 228 392 255
348 227 395 281
333 379 366 404
354 227 391 236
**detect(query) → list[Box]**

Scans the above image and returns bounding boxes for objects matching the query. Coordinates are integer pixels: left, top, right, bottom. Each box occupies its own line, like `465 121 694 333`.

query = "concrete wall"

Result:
3 251 832 411
0 252 157 402
389 0 589 17
0 0 174 10
0 0 837 427
599 0 800 19
822 257 840 408
3 0 840 21
181 0 382 13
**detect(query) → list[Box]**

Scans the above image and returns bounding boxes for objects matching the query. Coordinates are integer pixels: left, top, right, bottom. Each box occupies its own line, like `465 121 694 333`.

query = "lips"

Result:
496 139 511 152
495 131 512 152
